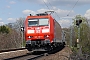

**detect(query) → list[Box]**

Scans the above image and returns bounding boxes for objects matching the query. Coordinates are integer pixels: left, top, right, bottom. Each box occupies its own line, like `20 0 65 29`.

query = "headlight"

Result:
42 29 49 33
27 30 34 33
28 36 33 38
44 35 49 38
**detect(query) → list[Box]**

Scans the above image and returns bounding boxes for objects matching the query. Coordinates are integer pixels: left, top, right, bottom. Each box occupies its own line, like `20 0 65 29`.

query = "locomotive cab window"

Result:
39 18 49 26
28 18 49 26
28 19 38 26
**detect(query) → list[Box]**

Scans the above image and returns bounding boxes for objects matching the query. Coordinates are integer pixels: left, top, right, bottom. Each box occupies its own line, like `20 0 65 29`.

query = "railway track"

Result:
0 47 26 53
0 46 72 60
2 48 58 60
0 48 28 60
4 52 45 60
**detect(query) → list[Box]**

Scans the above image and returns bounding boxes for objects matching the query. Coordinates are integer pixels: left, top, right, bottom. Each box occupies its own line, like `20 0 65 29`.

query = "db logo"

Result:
36 30 40 33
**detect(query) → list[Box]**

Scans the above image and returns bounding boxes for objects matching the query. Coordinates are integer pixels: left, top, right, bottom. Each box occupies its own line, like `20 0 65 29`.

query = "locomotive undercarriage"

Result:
25 40 65 51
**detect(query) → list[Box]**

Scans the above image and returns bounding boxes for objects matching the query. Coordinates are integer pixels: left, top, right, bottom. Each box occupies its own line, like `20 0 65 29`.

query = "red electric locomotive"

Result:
23 12 65 51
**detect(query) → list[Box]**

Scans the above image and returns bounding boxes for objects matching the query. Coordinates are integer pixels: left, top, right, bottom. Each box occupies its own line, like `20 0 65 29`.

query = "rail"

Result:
0 47 26 53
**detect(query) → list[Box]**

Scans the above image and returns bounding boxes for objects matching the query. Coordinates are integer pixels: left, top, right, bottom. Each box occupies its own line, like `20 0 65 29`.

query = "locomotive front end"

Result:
25 14 54 51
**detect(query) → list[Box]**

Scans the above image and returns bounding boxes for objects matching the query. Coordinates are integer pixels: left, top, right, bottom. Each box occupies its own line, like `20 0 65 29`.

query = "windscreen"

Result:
28 18 49 26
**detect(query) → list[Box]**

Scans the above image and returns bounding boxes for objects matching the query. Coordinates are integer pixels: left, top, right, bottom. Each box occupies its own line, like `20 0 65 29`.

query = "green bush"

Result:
0 25 10 34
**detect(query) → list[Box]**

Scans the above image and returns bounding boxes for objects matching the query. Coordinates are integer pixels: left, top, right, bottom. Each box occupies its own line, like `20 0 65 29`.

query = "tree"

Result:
72 15 90 54
0 25 10 34
0 17 25 50
14 17 25 46
13 17 25 31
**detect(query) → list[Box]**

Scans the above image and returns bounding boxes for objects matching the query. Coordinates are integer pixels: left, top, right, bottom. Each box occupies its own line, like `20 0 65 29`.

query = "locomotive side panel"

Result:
54 20 62 42
24 17 28 41
49 16 54 43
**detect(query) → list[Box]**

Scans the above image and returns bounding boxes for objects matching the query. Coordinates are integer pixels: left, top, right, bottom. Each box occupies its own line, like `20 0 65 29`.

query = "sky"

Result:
0 0 90 28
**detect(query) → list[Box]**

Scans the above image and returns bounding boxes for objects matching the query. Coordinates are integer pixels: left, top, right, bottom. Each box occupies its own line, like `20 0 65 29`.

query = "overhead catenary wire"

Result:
43 0 50 10
43 0 61 20
48 1 61 20
67 0 79 16
43 0 79 19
